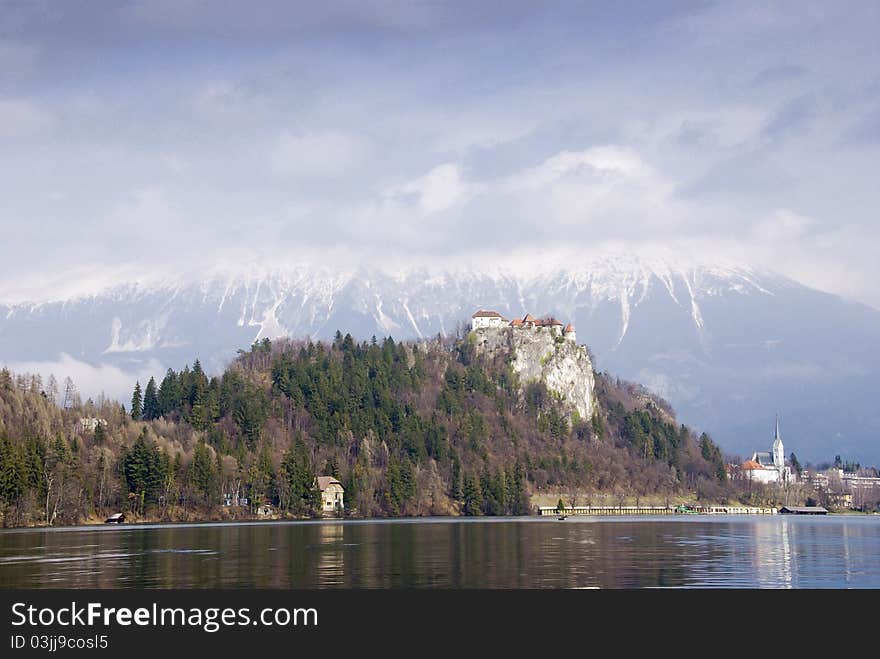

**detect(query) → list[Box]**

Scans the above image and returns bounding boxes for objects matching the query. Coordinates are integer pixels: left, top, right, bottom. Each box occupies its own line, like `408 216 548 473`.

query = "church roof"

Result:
742 460 763 470
753 451 775 467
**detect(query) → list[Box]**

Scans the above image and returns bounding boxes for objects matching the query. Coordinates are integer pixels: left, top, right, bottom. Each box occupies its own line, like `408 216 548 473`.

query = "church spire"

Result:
772 414 784 472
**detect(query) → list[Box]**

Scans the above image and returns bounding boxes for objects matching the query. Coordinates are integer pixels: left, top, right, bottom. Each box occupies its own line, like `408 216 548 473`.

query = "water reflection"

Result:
315 523 345 586
1 517 879 589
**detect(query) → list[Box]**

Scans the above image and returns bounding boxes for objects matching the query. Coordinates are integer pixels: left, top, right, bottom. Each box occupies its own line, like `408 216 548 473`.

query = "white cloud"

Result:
271 130 364 177
751 209 814 243
385 163 472 213
3 353 166 405
507 146 658 190
1 1 879 310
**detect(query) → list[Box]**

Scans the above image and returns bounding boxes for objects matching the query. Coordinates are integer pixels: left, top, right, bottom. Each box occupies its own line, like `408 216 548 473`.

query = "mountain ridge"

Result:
1 257 878 463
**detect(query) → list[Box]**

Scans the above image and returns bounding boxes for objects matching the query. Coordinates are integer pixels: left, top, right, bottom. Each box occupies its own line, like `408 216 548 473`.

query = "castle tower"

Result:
772 414 785 474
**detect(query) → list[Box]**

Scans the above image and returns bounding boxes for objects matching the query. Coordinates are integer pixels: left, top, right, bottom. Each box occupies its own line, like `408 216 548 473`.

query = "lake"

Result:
1 516 879 588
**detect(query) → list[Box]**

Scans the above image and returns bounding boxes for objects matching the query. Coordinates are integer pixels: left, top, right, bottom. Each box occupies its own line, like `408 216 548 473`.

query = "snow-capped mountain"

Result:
2 257 878 463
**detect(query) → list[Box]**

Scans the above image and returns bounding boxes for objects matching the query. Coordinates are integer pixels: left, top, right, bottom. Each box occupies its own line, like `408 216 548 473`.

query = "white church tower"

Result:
772 414 785 478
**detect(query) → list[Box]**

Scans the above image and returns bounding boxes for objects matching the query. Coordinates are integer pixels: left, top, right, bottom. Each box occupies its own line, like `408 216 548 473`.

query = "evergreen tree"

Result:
143 377 160 420
121 428 164 512
130 382 143 420
0 435 25 511
591 411 606 438
510 459 529 515
322 455 339 478
450 453 462 501
189 441 217 504
462 473 482 516
789 452 802 476
157 369 180 417
281 438 318 516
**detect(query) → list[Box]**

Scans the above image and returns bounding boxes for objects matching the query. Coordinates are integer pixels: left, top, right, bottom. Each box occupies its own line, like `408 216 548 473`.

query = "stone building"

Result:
317 476 345 516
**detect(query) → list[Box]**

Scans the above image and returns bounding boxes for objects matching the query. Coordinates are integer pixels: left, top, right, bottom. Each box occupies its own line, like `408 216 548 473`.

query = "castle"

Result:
471 310 577 343
470 308 593 420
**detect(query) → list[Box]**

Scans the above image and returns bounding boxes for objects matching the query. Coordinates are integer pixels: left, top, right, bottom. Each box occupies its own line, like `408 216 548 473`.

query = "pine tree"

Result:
450 453 462 501
158 368 180 417
121 428 164 512
130 382 143 420
189 441 217 504
511 459 529 515
322 455 339 478
462 473 482 516
143 377 159 420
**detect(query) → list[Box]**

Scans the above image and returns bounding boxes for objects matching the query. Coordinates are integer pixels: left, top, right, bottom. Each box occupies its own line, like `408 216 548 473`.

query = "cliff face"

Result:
472 326 595 420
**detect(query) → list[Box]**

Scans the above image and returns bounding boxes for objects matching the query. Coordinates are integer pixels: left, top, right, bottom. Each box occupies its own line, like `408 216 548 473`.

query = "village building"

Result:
317 476 345 516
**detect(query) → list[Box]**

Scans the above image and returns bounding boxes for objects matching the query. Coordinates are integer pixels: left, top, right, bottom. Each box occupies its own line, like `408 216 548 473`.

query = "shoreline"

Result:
3 510 878 532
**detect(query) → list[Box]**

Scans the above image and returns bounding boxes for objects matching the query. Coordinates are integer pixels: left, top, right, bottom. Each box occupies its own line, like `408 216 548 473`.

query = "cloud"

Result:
271 130 364 177
0 0 879 311
385 163 472 213
750 209 814 243
2 353 165 404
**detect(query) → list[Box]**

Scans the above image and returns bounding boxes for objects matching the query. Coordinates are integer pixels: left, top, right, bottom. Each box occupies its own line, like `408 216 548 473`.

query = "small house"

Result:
317 476 345 516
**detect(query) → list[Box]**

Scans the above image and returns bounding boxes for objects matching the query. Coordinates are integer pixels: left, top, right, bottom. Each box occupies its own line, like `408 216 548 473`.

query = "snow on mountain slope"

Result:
1 257 878 463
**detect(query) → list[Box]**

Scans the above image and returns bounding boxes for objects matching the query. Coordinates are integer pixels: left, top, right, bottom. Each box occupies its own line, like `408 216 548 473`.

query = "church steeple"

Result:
772 414 785 471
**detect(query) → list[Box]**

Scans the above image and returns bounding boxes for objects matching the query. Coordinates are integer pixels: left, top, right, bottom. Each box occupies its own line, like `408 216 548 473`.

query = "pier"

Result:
538 505 777 516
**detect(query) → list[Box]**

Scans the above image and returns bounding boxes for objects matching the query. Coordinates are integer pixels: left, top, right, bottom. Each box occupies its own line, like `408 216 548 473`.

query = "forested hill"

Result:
0 333 729 527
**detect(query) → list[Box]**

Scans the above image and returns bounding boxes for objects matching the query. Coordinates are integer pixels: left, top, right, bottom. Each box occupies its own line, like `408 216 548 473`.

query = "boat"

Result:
105 512 125 524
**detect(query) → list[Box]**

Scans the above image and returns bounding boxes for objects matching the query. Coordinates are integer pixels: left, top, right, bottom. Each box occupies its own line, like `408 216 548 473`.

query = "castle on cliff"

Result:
471 310 577 342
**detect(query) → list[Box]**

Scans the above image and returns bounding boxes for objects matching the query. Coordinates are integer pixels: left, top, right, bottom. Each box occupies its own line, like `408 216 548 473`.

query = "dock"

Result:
538 505 777 516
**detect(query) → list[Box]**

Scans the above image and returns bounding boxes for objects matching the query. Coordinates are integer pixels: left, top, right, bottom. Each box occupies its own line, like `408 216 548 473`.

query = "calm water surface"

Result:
1 516 878 588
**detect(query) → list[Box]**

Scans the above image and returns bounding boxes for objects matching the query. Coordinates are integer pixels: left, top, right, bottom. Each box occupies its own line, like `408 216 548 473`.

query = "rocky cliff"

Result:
472 326 595 421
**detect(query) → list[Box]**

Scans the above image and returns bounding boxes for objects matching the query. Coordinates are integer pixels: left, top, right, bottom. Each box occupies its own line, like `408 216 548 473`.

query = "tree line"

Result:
0 329 733 527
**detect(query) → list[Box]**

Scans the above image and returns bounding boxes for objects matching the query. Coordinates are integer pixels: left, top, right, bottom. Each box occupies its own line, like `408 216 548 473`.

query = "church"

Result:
741 416 794 485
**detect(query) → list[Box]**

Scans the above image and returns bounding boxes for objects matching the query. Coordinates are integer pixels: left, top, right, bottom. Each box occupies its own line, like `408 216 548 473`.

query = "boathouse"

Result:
779 506 828 515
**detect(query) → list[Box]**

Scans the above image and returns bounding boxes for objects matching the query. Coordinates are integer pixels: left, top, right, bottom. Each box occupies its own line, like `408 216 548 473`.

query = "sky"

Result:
1 0 879 307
